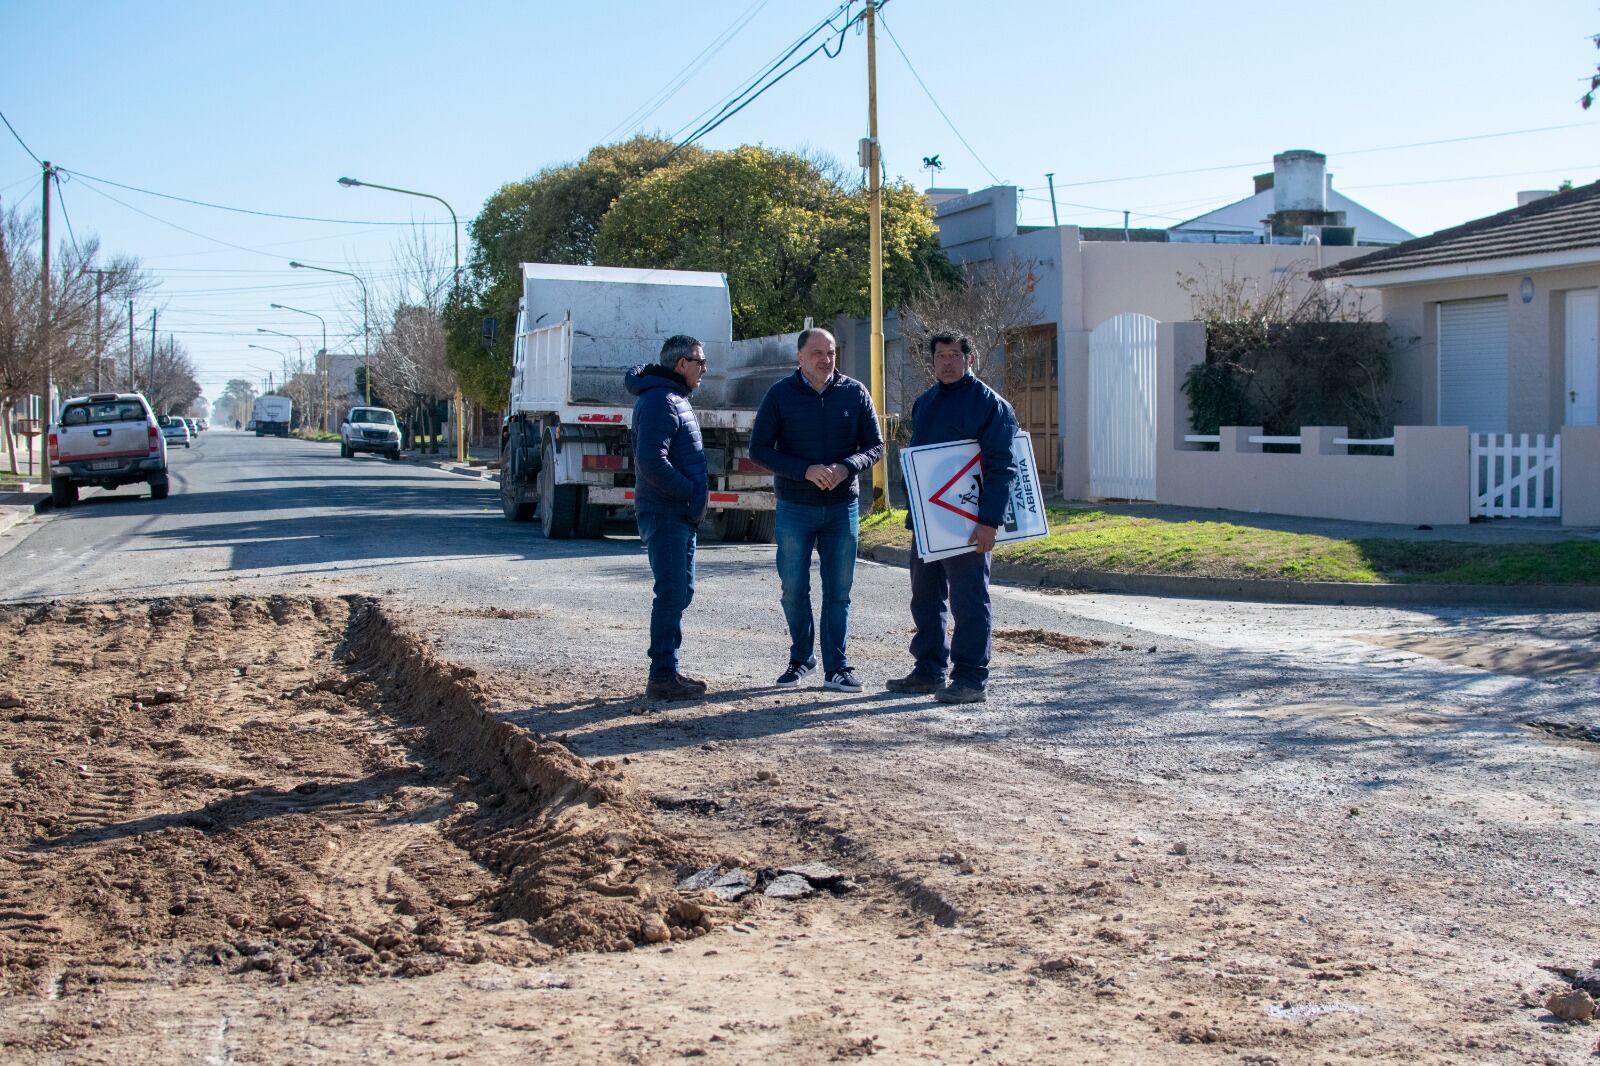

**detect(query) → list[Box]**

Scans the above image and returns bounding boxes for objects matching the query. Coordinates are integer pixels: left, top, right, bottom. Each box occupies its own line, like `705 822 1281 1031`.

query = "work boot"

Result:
934 682 986 705
647 676 705 702
674 673 708 695
885 671 942 694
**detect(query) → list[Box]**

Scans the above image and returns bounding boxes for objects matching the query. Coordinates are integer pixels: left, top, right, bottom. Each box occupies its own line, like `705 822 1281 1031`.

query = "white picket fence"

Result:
1471 433 1561 518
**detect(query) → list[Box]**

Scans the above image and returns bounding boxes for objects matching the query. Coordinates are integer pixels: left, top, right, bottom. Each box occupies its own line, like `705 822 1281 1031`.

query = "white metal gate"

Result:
1471 433 1561 517
1088 312 1159 499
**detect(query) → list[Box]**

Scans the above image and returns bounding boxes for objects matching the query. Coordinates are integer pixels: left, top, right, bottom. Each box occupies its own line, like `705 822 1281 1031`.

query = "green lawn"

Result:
858 507 1600 586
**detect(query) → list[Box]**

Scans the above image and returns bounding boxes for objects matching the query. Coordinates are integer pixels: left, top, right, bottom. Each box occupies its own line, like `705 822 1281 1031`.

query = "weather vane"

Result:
922 154 943 187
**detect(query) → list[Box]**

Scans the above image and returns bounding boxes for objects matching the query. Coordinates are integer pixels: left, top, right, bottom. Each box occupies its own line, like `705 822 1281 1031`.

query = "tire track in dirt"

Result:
0 594 740 1007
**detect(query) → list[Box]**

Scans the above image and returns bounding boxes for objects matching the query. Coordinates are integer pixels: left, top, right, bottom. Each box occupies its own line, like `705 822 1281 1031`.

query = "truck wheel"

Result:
747 510 776 544
50 479 77 508
148 477 170 501
500 423 535 522
539 441 579 539
709 509 750 542
575 489 607 539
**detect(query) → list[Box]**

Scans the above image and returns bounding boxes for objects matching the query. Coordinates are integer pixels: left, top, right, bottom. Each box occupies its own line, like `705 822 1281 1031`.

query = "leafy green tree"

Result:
446 136 699 405
598 146 954 338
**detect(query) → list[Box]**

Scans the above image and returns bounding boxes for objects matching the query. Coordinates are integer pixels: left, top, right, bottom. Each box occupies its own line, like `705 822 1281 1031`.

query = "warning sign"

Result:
899 432 1049 561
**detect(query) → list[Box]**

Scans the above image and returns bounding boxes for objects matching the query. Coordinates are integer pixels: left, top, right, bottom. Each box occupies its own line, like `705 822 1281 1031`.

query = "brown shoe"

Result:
647 677 705 701
935 682 986 705
674 673 707 695
885 672 942 694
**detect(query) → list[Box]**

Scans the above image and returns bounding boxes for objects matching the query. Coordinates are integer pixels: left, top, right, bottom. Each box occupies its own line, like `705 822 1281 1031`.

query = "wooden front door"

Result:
1003 324 1059 486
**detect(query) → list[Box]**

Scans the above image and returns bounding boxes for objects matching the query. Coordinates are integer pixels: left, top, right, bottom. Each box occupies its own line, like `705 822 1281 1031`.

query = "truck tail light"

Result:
735 458 769 474
582 454 628 471
47 432 58 462
148 424 161 453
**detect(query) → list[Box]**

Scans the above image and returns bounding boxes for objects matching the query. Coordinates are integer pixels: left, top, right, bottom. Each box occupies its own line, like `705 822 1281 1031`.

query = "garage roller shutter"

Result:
1437 297 1508 433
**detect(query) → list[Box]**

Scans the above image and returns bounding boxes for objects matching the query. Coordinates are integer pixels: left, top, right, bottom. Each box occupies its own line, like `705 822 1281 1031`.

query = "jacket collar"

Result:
936 371 976 393
793 367 838 394
641 364 693 394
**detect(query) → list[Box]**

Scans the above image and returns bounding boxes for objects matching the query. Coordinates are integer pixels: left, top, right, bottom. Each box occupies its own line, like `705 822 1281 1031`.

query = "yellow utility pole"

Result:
865 0 887 512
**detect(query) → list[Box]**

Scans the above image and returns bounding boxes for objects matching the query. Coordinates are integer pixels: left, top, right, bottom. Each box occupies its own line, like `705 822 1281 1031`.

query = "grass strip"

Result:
858 507 1600 587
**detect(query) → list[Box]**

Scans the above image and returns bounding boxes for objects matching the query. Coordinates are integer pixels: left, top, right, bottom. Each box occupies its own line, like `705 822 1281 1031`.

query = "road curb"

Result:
859 544 1600 610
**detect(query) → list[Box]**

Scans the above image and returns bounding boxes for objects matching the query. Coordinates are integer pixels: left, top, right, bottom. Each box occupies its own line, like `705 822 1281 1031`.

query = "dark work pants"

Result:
908 549 993 688
637 511 696 681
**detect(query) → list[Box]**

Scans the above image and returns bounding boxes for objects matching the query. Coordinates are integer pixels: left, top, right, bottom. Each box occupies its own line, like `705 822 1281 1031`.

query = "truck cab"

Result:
48 392 169 506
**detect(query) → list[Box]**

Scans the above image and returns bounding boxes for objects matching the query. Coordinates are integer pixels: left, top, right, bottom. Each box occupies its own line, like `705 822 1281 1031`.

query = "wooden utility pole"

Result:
864 0 886 511
148 311 158 409
127 301 135 390
91 270 109 393
40 161 53 429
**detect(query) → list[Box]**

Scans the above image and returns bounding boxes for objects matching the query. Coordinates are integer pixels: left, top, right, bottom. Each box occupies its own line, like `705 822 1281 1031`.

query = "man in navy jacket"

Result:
887 332 1018 704
750 327 883 692
626 335 712 702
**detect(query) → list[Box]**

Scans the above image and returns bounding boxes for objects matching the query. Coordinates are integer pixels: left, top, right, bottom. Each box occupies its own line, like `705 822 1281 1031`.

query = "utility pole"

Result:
1046 173 1060 227
40 161 53 431
864 0 886 512
148 311 157 410
91 270 110 393
127 301 135 390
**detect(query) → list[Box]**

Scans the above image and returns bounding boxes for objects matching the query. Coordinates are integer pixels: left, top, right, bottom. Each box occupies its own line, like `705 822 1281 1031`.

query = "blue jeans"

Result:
775 498 859 675
638 511 696 681
908 549 992 688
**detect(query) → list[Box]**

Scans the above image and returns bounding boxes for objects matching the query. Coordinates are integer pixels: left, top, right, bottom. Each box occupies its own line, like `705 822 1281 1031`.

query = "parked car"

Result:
340 406 402 460
182 417 200 437
197 418 209 431
158 415 192 448
245 420 256 432
47 392 169 506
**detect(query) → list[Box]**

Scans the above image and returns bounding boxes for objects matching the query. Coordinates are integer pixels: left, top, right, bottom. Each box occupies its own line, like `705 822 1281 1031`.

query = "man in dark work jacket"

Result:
887 332 1018 705
750 327 883 693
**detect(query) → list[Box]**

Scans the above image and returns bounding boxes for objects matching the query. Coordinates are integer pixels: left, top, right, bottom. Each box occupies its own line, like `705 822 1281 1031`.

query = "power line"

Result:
600 0 776 144
665 0 872 160
50 171 85 262
879 12 1000 186
1342 163 1600 190
0 109 41 165
61 168 454 226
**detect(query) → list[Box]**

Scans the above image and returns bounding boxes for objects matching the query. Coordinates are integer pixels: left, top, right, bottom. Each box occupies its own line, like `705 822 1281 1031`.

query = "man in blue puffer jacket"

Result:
886 332 1018 705
626 334 711 702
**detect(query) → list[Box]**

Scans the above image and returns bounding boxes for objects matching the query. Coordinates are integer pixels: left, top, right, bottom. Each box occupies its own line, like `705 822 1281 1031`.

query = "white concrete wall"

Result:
1154 322 1470 525
1563 424 1600 527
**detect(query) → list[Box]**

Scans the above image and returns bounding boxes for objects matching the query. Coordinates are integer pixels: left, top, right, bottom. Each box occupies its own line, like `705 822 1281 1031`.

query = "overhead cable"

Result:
879 13 1001 185
0 109 41 165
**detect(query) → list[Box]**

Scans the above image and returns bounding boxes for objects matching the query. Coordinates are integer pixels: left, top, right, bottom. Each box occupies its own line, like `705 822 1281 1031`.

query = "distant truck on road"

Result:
498 263 797 541
252 395 292 438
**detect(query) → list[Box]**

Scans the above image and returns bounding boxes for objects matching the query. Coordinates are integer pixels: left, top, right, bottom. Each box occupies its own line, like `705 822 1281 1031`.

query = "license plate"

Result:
90 460 120 471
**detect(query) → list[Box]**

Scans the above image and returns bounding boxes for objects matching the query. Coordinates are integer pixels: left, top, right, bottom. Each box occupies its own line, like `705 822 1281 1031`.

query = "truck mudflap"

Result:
584 487 775 511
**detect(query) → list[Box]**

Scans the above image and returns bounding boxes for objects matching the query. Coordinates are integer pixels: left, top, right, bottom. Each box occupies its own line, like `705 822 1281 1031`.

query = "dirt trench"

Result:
0 595 725 999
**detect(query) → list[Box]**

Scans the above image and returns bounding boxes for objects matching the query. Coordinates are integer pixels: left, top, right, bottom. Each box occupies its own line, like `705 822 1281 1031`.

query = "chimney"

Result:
1517 189 1556 207
924 187 970 208
1253 172 1274 195
1267 149 1345 240
1273 150 1327 214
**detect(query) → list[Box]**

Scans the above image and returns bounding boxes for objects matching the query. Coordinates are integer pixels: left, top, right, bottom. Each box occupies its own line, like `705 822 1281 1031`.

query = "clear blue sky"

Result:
4 0 1599 402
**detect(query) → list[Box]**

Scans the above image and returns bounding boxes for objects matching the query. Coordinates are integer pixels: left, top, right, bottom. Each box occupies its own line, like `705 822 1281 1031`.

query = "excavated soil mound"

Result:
0 596 720 994
993 627 1109 654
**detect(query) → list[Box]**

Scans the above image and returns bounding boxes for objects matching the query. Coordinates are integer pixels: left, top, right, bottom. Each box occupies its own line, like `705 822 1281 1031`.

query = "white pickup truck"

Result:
48 392 169 506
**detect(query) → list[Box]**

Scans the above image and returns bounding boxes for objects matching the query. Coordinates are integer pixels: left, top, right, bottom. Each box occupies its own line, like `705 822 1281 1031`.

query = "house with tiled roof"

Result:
1315 182 1600 437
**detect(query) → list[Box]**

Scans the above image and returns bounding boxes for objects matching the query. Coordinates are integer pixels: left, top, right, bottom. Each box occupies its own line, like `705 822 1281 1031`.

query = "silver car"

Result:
157 415 192 448
340 406 402 459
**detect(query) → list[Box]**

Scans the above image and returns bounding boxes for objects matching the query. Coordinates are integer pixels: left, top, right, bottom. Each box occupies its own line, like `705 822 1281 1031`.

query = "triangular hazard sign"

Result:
929 453 983 522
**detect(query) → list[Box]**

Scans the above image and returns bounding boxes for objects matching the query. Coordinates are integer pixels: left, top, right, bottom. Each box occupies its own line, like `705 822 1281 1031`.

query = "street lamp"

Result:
338 176 466 462
256 327 303 362
246 346 285 393
289 261 369 404
271 303 329 431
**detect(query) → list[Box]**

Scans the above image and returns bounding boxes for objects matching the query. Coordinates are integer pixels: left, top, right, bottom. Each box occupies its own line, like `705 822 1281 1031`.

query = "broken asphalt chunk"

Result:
763 874 815 900
778 862 845 886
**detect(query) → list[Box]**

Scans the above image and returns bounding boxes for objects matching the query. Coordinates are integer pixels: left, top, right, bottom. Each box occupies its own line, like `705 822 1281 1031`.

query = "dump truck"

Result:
251 395 292 438
499 263 798 540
